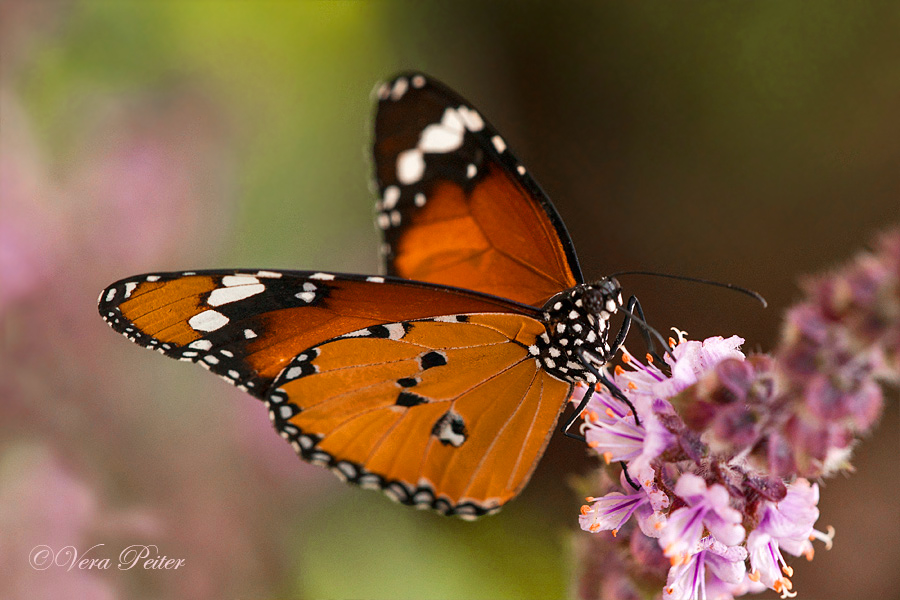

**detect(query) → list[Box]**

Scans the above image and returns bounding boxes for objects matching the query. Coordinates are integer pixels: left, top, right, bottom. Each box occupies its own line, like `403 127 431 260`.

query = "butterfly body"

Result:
100 73 635 519
533 281 624 384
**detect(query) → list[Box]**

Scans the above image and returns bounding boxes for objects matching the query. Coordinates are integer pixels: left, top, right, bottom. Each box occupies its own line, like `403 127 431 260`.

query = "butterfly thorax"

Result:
530 280 623 385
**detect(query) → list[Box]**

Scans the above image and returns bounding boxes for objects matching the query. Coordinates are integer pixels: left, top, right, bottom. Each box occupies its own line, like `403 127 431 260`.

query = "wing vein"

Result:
458 361 541 500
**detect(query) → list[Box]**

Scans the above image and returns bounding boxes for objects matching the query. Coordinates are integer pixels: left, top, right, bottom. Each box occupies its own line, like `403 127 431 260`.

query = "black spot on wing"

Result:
431 410 467 447
368 324 391 338
419 351 448 370
396 391 429 407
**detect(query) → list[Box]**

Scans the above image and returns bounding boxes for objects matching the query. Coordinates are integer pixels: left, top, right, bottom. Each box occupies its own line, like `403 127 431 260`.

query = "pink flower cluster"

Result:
576 230 899 600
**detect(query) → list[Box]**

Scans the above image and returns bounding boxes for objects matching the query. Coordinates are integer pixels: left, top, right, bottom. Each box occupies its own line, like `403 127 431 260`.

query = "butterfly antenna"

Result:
609 271 767 308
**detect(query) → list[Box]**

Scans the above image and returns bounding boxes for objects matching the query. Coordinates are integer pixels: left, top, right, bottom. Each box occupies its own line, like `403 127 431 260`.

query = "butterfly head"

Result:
584 277 623 314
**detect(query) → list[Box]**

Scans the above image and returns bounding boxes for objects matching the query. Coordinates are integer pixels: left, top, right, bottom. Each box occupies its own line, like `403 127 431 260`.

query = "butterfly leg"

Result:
612 295 666 363
562 347 643 440
561 383 595 442
565 350 642 491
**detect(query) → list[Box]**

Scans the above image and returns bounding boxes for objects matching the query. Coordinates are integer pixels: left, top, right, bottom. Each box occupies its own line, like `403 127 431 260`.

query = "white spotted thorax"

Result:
530 278 624 384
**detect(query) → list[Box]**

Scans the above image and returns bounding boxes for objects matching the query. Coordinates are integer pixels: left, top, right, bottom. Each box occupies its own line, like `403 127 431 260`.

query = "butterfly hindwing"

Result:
266 312 573 518
99 270 540 399
372 72 583 307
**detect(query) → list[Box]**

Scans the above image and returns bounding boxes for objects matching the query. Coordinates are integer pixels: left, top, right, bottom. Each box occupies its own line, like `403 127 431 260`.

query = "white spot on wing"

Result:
466 164 477 178
491 135 506 153
341 328 371 338
310 273 335 281
189 310 229 332
256 270 282 278
419 114 464 153
123 282 138 298
385 323 407 340
105 288 116 302
414 193 426 207
222 275 260 287
411 74 426 88
146 275 160 282
189 339 213 351
366 276 385 283
382 185 400 210
435 412 466 447
396 149 425 184
457 106 484 131
433 315 462 322
208 283 265 306
390 77 408 100
244 329 257 339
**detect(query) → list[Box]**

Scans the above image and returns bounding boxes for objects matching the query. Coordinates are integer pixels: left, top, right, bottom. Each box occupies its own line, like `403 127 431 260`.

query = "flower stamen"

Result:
670 327 688 344
813 525 836 550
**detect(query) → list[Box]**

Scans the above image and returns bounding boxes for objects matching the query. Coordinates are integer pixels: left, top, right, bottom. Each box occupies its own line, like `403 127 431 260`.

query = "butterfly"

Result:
98 72 638 520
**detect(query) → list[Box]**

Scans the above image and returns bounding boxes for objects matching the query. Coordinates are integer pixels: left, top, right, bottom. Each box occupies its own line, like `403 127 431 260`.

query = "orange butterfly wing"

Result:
373 73 583 307
99 270 540 398
267 313 572 518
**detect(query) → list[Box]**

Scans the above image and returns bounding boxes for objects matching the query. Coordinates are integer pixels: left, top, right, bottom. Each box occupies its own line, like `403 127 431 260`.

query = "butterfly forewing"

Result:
372 72 583 307
99 270 540 398
267 313 572 518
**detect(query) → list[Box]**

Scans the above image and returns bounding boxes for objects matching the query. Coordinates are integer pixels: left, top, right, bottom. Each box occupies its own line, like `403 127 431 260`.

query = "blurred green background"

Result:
1 1 898 599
